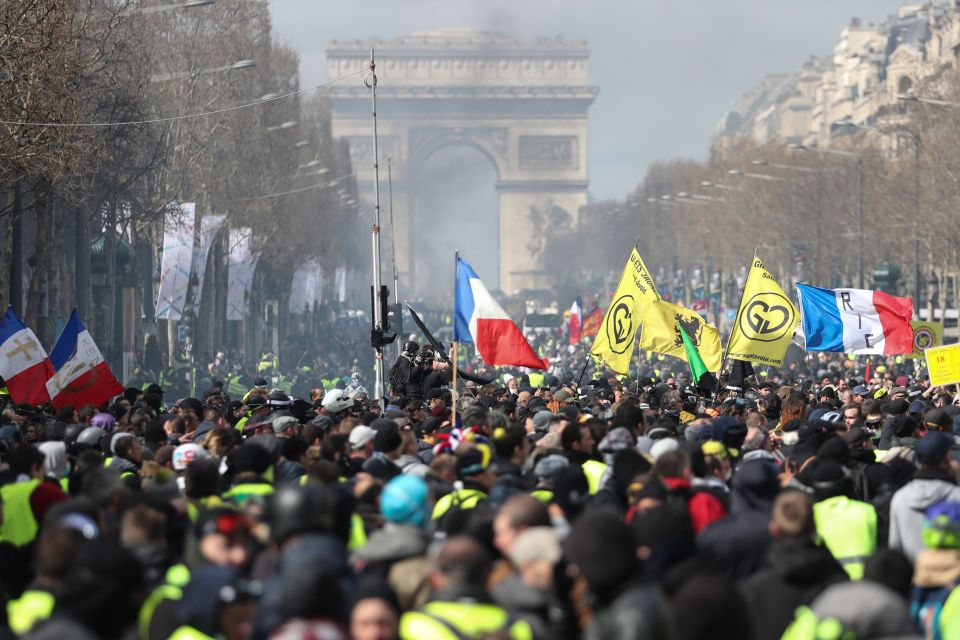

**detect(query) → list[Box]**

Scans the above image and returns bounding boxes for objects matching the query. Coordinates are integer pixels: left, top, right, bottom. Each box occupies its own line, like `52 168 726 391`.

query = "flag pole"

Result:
575 352 591 390
452 250 459 427
716 248 757 396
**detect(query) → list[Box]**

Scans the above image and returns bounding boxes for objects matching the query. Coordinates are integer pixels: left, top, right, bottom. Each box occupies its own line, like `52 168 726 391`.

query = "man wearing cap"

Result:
362 419 403 482
851 385 869 405
347 425 377 474
890 431 960 562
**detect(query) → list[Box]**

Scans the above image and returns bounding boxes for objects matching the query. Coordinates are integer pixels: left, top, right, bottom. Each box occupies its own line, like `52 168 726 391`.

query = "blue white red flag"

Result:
0 308 53 406
454 256 548 370
796 284 913 355
568 297 583 345
46 310 123 409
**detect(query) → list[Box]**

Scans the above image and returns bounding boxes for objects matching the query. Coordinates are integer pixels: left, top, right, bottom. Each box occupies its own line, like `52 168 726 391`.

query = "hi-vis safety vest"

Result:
582 460 608 495
431 488 487 521
0 479 41 546
139 563 191 640
781 606 855 640
813 496 877 580
168 626 216 640
222 482 274 506
226 375 247 398
400 601 533 640
7 589 54 635
530 489 554 504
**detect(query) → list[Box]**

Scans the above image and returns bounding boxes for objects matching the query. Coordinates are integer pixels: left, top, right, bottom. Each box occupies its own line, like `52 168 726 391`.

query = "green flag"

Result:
678 321 708 383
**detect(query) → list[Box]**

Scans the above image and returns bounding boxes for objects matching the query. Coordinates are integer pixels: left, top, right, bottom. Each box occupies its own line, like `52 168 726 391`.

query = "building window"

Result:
898 76 913 95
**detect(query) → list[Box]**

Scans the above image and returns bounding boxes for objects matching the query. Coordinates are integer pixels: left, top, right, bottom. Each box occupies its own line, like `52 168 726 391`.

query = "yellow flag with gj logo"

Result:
639 300 724 372
726 255 798 367
591 248 660 374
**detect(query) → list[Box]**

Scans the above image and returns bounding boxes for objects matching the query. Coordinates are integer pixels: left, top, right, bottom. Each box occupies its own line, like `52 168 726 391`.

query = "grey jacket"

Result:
889 471 960 562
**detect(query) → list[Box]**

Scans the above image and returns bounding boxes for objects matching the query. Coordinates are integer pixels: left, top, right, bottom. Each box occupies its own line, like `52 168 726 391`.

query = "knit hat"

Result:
226 443 272 475
564 509 639 594
532 411 559 433
650 438 679 461
456 444 494 477
598 427 634 453
380 475 429 529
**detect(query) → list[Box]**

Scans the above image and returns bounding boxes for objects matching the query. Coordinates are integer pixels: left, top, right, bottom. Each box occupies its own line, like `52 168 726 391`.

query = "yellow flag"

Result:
726 256 798 366
639 300 723 372
590 248 661 374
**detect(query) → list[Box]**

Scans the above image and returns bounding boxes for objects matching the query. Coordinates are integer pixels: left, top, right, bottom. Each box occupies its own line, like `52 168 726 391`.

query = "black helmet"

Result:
402 340 419 354
266 484 353 545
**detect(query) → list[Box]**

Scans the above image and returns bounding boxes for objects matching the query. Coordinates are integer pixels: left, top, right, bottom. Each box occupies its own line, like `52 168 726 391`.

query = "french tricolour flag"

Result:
796 284 913 355
0 308 53 406
454 256 548 370
569 297 583 345
46 310 123 409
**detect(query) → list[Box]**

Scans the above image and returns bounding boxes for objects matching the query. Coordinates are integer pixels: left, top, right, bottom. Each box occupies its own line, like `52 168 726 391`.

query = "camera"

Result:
414 349 433 366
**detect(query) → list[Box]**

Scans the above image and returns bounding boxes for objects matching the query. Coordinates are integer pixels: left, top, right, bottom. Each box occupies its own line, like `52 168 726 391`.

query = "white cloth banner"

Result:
227 228 257 321
192 214 226 314
288 260 324 314
155 203 195 320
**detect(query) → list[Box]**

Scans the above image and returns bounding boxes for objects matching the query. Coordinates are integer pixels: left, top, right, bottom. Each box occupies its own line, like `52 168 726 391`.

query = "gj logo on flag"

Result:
739 291 796 342
605 294 636 355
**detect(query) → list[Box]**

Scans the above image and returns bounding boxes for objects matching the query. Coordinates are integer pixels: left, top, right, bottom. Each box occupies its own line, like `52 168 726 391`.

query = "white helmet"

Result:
321 389 353 413
172 443 210 472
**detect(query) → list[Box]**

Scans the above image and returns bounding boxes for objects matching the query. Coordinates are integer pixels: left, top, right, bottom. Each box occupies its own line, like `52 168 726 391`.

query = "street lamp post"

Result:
150 59 256 83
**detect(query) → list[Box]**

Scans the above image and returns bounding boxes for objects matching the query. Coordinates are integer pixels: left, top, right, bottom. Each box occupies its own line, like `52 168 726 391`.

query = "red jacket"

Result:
661 476 727 534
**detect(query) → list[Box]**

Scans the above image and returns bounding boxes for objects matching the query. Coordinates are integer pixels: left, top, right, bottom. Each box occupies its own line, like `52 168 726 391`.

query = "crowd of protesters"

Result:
0 333 958 639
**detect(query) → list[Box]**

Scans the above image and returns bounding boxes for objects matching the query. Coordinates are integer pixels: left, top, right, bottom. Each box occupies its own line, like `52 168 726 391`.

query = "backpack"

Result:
389 357 408 394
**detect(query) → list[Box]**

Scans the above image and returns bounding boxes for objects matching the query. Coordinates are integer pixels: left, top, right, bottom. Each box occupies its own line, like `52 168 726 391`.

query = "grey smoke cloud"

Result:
269 0 904 200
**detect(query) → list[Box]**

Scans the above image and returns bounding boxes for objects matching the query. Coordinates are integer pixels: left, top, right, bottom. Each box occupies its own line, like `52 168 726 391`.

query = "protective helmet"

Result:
172 443 211 472
321 389 352 414
64 423 85 447
76 426 106 447
402 340 419 354
267 390 292 410
266 484 352 544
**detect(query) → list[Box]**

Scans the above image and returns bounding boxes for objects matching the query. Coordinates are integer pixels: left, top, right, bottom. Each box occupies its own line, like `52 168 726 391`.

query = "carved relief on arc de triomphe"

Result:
408 127 509 168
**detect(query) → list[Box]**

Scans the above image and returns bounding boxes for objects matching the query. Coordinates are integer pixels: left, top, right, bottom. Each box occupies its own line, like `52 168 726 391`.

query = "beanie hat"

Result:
379 475 429 529
227 443 272 476
923 501 960 549
564 509 639 595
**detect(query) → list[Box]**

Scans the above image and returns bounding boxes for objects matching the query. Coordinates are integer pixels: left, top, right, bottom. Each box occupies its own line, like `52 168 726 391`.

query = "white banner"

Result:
335 266 347 303
155 203 196 320
192 213 226 314
288 260 324 314
227 228 257 321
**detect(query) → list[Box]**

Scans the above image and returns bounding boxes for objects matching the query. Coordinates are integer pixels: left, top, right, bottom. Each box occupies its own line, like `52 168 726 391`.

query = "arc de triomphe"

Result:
327 29 597 298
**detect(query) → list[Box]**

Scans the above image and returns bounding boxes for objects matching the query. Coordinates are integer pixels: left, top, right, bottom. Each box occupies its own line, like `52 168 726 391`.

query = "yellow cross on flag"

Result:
639 300 723 372
590 248 661 374
726 256 798 367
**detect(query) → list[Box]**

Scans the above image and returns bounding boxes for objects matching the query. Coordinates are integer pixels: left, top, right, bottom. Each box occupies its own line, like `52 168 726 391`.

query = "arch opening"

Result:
411 144 500 301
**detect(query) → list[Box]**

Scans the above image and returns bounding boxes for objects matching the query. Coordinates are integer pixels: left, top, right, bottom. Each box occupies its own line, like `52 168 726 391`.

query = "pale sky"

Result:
268 0 907 201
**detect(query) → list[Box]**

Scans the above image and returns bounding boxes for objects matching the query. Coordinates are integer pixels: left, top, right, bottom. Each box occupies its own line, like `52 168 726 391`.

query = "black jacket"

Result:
586 577 673 640
740 536 848 640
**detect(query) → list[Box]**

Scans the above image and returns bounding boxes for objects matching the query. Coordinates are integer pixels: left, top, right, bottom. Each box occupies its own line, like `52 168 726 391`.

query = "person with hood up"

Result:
696 458 780 580
890 431 960 563
740 491 847 640
562 509 673 640
353 475 432 611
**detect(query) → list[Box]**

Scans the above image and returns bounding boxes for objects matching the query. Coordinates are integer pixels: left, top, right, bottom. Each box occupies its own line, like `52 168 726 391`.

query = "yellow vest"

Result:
0 480 41 546
168 626 215 640
431 488 487 521
527 373 545 388
400 601 533 640
813 496 877 580
530 489 554 504
222 482 274 506
138 564 191 640
7 589 54 635
582 460 608 495
349 513 368 551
